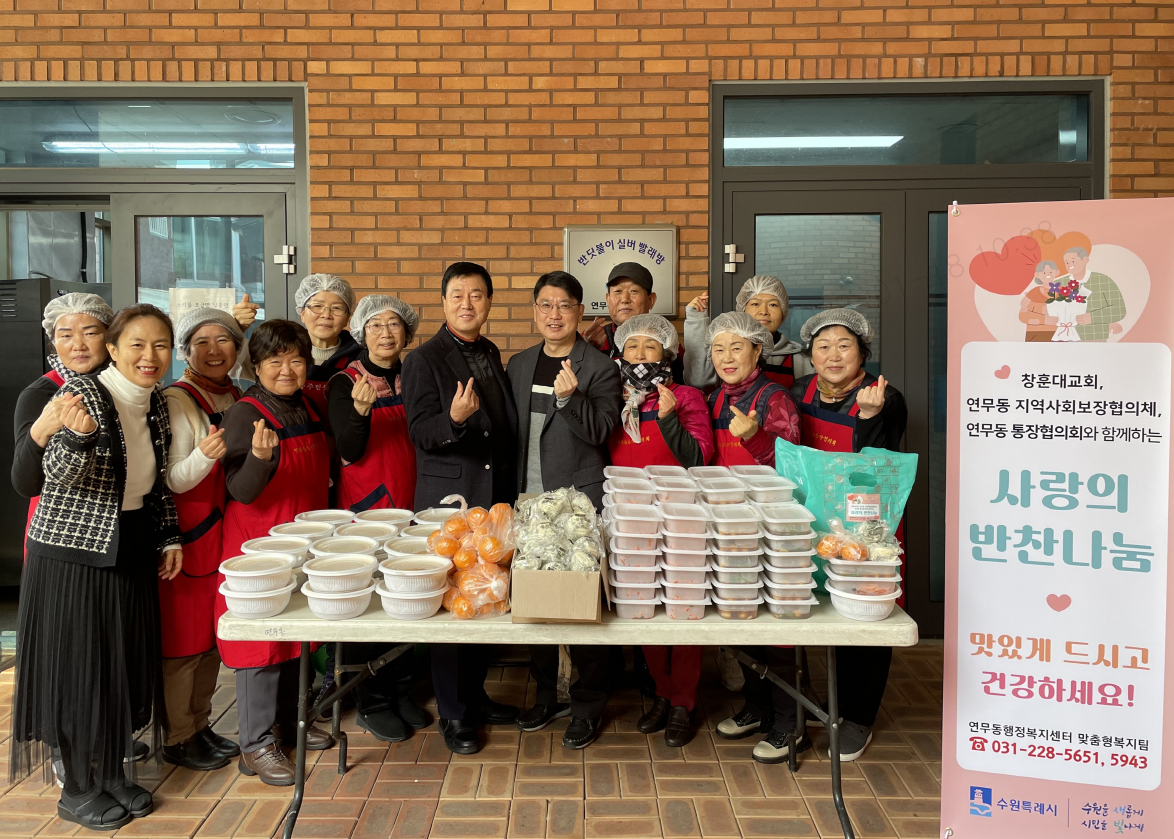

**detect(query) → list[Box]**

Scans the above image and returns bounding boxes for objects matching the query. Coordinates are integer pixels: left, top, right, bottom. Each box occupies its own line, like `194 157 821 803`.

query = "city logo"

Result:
970 786 993 817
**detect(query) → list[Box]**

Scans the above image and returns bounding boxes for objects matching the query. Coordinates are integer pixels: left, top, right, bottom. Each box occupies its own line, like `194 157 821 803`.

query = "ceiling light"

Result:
724 136 903 149
42 140 294 156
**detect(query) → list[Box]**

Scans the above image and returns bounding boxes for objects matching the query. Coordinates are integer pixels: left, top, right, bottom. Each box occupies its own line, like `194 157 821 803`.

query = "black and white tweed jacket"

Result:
27 373 181 567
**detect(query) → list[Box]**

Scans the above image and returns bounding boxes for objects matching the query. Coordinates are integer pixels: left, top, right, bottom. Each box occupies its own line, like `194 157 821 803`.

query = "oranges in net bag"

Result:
437 495 514 619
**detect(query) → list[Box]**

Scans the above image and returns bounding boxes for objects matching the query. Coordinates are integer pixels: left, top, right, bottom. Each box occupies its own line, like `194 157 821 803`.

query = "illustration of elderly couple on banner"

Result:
943 197 1174 837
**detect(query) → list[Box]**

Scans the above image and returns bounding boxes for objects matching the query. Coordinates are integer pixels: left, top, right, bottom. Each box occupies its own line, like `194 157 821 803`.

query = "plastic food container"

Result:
604 466 647 481
650 477 699 505
302 554 378 593
379 556 452 593
711 547 764 569
401 523 441 539
609 532 660 552
662 579 711 602
384 537 433 558
609 547 660 568
764 531 816 553
610 560 658 585
665 595 710 620
643 465 689 480
608 573 661 601
658 561 710 585
763 548 817 569
661 546 710 568
241 536 311 564
219 580 296 619
709 505 760 536
710 530 763 552
743 476 797 504
712 564 763 585
824 568 902 596
762 562 817 586
729 465 779 479
763 580 818 601
697 477 748 506
375 580 447 621
335 522 399 543
712 595 762 620
610 504 662 535
764 593 819 619
826 581 902 622
708 575 764 602
413 507 461 527
757 503 817 536
219 553 295 592
602 478 656 505
295 509 355 527
270 521 335 541
688 466 732 481
309 536 379 559
662 530 708 553
614 596 660 620
660 503 708 535
824 557 902 578
354 508 415 527
301 581 376 621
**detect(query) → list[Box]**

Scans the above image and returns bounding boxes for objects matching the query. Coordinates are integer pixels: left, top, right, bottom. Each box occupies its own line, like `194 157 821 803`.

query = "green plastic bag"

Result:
774 438 918 589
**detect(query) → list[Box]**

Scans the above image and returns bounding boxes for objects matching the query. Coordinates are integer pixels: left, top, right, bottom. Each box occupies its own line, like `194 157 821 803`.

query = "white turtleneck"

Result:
98 366 157 511
311 343 338 366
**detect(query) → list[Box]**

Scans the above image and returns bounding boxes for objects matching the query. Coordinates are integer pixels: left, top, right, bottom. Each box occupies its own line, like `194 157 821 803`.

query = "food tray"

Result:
762 547 817 569
711 564 763 585
688 466 732 481
661 530 708 552
609 504 662 536
712 595 762 620
708 504 761 536
661 578 711 602
657 561 710 585
764 531 816 553
761 562 817 586
650 477 700 505
604 466 647 481
609 532 661 552
643 465 689 480
823 556 902 578
697 477 748 506
710 547 764 569
710 530 764 552
660 503 709 535
823 568 902 596
729 465 779 479
614 596 660 619
607 572 661 601
707 574 764 602
763 593 819 619
755 502 817 536
763 580 818 601
609 547 660 568
661 546 710 568
664 596 710 621
603 477 656 506
610 559 658 585
742 476 797 504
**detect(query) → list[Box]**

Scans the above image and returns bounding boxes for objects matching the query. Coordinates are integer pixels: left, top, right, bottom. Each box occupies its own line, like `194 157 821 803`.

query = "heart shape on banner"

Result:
994 366 1010 379
968 235 1041 295
1046 594 1072 612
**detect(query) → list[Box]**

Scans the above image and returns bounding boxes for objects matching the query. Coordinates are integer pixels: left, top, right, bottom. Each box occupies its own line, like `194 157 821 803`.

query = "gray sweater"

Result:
682 306 813 390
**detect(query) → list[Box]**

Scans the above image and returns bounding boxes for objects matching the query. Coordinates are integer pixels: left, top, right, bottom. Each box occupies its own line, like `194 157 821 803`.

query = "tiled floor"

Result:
0 643 943 838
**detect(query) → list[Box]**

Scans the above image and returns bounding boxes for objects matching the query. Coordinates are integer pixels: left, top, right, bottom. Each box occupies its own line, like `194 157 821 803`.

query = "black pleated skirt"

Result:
8 507 165 795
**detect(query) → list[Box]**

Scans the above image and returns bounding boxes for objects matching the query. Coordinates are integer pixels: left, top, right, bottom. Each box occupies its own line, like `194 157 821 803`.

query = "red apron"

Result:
216 394 329 669
708 378 786 467
302 347 360 421
23 369 66 555
796 376 906 607
334 367 417 512
160 381 239 658
608 385 679 468
761 355 795 390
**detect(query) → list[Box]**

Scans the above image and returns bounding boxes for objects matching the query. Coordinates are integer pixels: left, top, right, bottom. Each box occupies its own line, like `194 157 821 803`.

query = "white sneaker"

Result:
830 721 873 761
753 730 811 765
716 709 764 740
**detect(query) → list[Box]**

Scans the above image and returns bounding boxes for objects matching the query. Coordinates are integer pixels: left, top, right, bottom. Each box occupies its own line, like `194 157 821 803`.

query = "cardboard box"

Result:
510 568 603 624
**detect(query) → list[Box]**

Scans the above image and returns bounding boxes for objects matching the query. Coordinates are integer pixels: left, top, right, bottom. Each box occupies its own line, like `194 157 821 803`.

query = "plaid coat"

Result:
27 373 180 567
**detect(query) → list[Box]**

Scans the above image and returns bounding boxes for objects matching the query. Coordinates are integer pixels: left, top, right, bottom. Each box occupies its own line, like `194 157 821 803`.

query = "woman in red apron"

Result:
605 315 713 748
216 320 335 786
160 308 248 772
326 294 429 743
295 273 361 420
792 308 908 764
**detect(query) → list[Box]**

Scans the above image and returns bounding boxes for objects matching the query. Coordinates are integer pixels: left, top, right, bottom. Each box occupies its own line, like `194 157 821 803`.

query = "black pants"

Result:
530 645 610 720
835 646 892 728
430 644 490 722
236 659 300 753
739 646 798 735
340 642 415 716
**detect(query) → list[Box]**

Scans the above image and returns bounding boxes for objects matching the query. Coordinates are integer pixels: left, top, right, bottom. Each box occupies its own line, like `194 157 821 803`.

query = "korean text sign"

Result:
562 225 677 316
943 198 1174 837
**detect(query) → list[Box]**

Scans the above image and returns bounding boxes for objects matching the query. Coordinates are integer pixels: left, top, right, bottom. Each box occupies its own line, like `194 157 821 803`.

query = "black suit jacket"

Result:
401 327 518 510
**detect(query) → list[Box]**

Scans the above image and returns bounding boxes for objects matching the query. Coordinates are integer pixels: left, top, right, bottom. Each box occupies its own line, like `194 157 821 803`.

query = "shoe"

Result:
197 726 241 758
479 699 520 725
357 708 409 743
106 782 152 818
562 716 601 750
664 706 693 748
238 743 295 786
716 708 766 740
832 721 873 762
273 723 335 751
516 703 571 733
439 719 480 755
397 696 431 729
57 791 131 831
636 697 670 734
753 730 812 765
717 647 745 692
123 740 150 764
162 733 231 771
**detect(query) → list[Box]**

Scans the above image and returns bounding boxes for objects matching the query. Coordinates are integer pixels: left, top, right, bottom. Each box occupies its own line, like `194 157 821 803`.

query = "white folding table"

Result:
218 596 918 839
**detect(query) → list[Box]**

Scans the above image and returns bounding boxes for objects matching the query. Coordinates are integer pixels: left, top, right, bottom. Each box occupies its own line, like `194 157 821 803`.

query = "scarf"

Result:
817 369 866 402
617 358 673 444
47 353 107 382
184 366 237 395
347 355 401 399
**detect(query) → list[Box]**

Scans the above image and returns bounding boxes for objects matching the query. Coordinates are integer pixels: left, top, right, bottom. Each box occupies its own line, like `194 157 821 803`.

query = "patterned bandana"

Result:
184 366 237 395
617 358 674 444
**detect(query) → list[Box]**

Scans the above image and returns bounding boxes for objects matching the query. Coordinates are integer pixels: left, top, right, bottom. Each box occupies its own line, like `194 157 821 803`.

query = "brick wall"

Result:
1 1 1169 355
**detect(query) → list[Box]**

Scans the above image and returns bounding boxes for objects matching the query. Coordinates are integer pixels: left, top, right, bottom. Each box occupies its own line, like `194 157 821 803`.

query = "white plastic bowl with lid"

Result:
401 523 441 538
269 521 335 541
610 562 658 585
354 508 415 527
657 561 710 585
661 577 712 602
826 580 901 621
664 595 709 621
708 504 761 536
711 564 763 585
761 562 817 586
375 580 447 621
764 592 819 619
660 547 710 569
643 464 689 480
708 574 764 601
219 553 296 592
609 546 660 568
379 556 452 593
688 466 732 481
712 594 762 620
302 554 378 593
660 503 709 535
710 547 764 569
309 535 379 560
729 465 779 479
604 465 647 481
742 476 797 504
607 572 661 601
609 532 661 552
823 568 902 596
610 503 662 535
710 530 764 552
301 581 377 621
335 522 399 543
661 529 708 553
763 547 817 569
413 506 461 526
755 503 817 536
241 536 311 564
763 580 818 601
613 596 660 619
602 477 656 505
824 556 902 578
764 531 816 553
295 509 355 526
697 477 748 505
219 579 296 619
650 477 699 505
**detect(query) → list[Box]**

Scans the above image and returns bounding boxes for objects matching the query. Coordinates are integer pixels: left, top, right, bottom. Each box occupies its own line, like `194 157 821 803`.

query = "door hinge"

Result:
273 244 297 275
723 243 745 273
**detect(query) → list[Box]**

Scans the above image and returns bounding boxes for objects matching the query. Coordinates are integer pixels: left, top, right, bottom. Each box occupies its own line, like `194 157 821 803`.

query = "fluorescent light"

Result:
724 135 903 149
41 140 294 156
247 143 296 154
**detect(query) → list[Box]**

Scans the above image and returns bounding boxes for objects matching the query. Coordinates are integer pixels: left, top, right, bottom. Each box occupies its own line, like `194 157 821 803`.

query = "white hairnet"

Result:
799 308 874 346
350 294 419 345
294 273 356 315
42 292 115 340
735 275 789 315
175 307 245 356
706 311 773 350
613 313 680 360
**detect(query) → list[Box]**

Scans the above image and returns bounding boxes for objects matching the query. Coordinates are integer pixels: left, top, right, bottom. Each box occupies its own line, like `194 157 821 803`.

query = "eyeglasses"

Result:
307 302 348 317
366 321 404 335
536 301 579 315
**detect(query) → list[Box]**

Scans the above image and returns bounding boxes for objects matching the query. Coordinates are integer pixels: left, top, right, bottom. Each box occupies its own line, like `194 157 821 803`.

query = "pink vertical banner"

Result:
942 198 1174 837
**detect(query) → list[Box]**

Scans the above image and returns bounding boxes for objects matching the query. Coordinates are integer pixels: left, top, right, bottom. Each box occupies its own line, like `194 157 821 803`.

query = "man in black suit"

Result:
401 261 520 755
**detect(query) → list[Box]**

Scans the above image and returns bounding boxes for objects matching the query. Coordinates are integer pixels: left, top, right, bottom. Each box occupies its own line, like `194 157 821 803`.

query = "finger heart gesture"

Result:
450 378 480 425
728 406 759 441
855 375 887 419
251 419 279 461
656 383 678 418
352 373 378 415
199 425 227 460
62 396 97 435
553 360 579 400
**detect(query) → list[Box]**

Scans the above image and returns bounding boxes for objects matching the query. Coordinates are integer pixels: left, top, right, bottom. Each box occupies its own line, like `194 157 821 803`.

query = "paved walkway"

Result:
0 643 943 838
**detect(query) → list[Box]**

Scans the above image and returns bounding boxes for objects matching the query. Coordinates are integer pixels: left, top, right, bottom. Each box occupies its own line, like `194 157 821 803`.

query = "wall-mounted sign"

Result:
563 225 677 317
168 286 236 319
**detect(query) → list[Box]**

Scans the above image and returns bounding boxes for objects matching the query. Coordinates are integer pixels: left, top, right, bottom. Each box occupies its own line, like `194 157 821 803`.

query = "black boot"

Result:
57 790 131 831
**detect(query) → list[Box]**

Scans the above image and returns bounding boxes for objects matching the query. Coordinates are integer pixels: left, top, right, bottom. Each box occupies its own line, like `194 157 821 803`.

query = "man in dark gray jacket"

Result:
506 271 621 749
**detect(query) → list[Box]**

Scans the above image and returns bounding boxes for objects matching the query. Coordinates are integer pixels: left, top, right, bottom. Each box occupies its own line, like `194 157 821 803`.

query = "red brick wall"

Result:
1 2 1167 353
